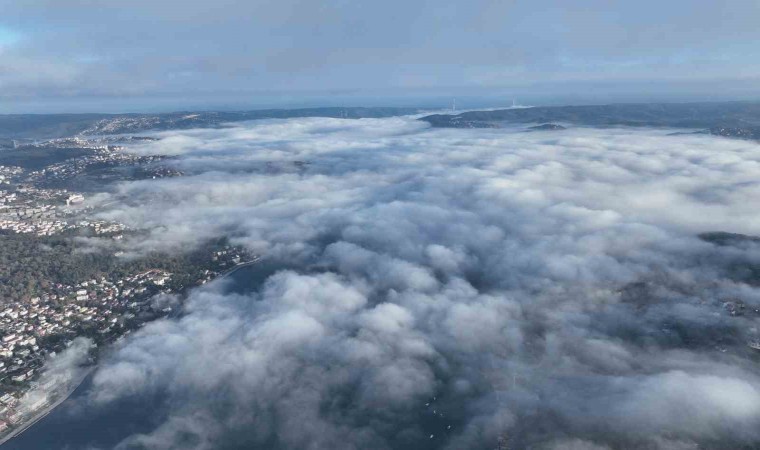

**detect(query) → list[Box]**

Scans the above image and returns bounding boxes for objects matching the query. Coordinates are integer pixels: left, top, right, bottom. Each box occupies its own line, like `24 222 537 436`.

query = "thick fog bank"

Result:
83 117 760 449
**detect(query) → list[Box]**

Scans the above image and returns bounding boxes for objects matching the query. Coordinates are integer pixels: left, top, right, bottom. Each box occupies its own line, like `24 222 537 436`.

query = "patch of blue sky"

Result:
0 26 20 46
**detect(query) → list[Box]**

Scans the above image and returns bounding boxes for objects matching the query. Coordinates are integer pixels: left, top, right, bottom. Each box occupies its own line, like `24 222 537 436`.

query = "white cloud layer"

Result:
82 117 760 449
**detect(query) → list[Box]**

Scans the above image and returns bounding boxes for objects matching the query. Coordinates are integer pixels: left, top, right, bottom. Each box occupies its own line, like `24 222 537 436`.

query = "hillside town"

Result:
0 267 173 433
3 136 158 151
0 161 141 238
0 142 253 440
0 246 255 437
25 147 178 186
0 181 124 237
0 167 23 186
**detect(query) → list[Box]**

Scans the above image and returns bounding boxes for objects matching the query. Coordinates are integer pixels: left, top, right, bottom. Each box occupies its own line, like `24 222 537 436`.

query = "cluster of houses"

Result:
25 146 165 186
19 137 112 150
0 204 68 236
0 371 75 431
0 242 256 436
0 268 177 433
0 185 73 236
87 220 127 235
0 166 23 186
0 185 128 237
0 218 69 236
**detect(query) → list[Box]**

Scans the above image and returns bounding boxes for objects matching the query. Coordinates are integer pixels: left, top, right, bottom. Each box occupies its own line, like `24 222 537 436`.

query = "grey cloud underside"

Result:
83 117 760 449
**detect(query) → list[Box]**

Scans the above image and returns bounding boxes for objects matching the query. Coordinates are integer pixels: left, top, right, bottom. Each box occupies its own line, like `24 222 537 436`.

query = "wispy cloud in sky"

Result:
2 0 760 111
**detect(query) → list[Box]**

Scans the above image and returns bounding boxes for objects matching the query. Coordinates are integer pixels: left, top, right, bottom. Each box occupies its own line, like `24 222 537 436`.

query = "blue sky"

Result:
1 0 760 112
0 27 20 46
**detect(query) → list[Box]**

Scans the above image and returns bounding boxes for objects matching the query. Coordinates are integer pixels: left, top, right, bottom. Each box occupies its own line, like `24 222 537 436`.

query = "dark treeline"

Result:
0 231 228 302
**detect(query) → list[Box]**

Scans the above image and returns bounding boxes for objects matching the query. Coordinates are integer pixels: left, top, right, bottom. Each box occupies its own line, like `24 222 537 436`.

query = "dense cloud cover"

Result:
82 117 760 449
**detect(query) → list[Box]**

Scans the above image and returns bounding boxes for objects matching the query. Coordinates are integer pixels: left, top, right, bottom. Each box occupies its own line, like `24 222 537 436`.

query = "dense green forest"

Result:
0 146 91 170
0 231 228 302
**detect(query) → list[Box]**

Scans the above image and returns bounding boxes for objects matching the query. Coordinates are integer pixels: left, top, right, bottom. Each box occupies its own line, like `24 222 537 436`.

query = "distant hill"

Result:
0 107 422 140
527 123 566 131
699 231 760 247
0 147 92 170
709 126 760 140
420 102 760 140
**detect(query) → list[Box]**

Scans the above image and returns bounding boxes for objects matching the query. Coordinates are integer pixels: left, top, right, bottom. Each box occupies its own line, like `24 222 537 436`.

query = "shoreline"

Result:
218 259 260 278
0 366 94 447
0 258 259 447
